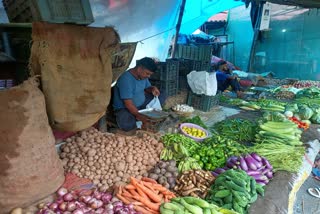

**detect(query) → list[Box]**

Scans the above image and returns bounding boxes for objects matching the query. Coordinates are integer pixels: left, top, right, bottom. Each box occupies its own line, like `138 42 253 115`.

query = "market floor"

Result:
294 176 320 214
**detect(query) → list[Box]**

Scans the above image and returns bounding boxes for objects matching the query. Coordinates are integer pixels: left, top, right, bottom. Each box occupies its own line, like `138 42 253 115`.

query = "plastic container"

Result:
3 0 94 25
187 91 220 112
179 123 209 142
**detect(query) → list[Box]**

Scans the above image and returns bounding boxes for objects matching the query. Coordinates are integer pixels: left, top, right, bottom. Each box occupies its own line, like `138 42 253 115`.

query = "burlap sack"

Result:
30 22 120 132
0 78 64 213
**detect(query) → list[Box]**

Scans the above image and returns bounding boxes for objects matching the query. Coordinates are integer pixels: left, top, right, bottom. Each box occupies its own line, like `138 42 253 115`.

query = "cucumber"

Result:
256 184 265 196
225 181 246 192
203 208 212 214
180 198 204 214
215 189 231 198
160 204 175 214
214 176 227 185
223 193 233 204
232 201 243 213
231 178 247 187
183 197 210 208
164 202 184 212
249 192 258 203
250 178 257 196
222 203 233 209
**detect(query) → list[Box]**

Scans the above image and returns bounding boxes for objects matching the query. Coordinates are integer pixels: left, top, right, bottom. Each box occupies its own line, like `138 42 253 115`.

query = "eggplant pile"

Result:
211 153 273 186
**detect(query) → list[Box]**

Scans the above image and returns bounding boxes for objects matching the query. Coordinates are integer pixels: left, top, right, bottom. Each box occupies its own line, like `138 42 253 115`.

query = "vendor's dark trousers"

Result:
218 79 241 92
115 92 166 131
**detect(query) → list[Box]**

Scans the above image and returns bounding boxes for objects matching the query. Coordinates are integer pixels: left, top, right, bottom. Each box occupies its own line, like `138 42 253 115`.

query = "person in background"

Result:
112 57 166 134
215 60 243 98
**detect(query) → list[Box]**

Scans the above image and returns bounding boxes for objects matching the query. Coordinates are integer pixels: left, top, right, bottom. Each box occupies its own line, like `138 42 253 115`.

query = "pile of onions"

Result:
60 128 163 191
37 187 140 214
212 153 273 186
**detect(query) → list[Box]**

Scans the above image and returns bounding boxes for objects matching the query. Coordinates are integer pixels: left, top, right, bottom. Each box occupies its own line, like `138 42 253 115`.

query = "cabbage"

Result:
311 113 320 124
298 105 314 120
285 103 299 113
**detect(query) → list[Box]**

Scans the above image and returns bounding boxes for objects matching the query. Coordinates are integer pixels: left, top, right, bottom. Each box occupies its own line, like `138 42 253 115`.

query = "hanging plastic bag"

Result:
146 96 162 110
187 71 217 96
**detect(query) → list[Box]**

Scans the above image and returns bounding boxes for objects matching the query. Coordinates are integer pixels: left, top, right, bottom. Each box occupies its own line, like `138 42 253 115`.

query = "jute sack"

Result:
30 22 120 132
0 78 65 213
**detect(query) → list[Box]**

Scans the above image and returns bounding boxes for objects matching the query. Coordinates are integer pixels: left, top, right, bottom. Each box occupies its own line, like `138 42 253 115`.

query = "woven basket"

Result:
172 109 193 117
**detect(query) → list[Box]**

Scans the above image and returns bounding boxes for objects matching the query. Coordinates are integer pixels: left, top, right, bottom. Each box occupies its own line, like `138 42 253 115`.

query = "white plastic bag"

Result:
187 71 217 96
146 96 162 110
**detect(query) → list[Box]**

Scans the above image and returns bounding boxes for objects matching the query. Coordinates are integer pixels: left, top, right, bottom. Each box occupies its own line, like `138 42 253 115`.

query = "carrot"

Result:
135 182 162 203
122 189 134 199
134 205 151 214
116 193 131 205
132 201 144 206
141 177 158 184
128 189 140 197
135 183 150 200
132 195 160 211
125 184 136 190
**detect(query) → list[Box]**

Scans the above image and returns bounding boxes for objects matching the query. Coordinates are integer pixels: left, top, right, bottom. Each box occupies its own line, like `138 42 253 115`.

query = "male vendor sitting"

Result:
113 57 166 134
216 60 243 98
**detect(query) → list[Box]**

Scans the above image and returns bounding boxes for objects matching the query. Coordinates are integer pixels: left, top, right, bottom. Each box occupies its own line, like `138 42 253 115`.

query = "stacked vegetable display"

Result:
212 153 273 186
60 128 163 191
37 187 137 214
207 169 264 214
160 197 237 214
174 169 215 198
161 133 247 172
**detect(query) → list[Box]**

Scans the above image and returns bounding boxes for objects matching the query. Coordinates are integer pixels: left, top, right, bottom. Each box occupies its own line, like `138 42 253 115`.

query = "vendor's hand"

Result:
135 113 150 124
151 86 160 96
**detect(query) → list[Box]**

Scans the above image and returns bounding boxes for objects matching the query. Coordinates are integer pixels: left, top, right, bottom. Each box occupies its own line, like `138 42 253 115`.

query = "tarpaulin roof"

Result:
241 0 320 8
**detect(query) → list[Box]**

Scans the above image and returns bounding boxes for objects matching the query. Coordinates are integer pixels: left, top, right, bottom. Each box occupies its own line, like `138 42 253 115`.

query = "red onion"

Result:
59 202 67 211
105 203 114 211
75 201 86 209
63 193 74 202
63 212 71 214
112 201 123 207
72 210 84 214
48 202 58 210
57 187 68 197
101 193 113 203
95 208 105 213
80 195 92 204
93 190 102 200
67 202 76 211
90 199 103 209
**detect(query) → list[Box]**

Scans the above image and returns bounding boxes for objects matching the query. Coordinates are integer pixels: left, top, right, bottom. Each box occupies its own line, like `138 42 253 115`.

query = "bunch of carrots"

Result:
116 177 176 214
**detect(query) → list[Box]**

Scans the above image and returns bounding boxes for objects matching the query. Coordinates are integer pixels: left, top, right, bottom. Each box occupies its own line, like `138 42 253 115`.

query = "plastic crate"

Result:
164 59 179 81
150 79 178 97
178 76 189 91
193 60 202 71
187 91 220 112
2 0 94 24
201 61 211 71
175 44 212 61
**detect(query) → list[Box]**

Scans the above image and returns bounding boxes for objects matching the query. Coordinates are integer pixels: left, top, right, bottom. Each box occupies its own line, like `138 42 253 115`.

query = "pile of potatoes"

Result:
59 128 163 191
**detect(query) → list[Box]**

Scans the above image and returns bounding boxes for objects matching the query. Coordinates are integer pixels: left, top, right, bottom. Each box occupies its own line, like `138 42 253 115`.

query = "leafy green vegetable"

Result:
249 142 305 172
285 103 299 113
211 118 257 143
181 116 207 129
262 111 286 122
